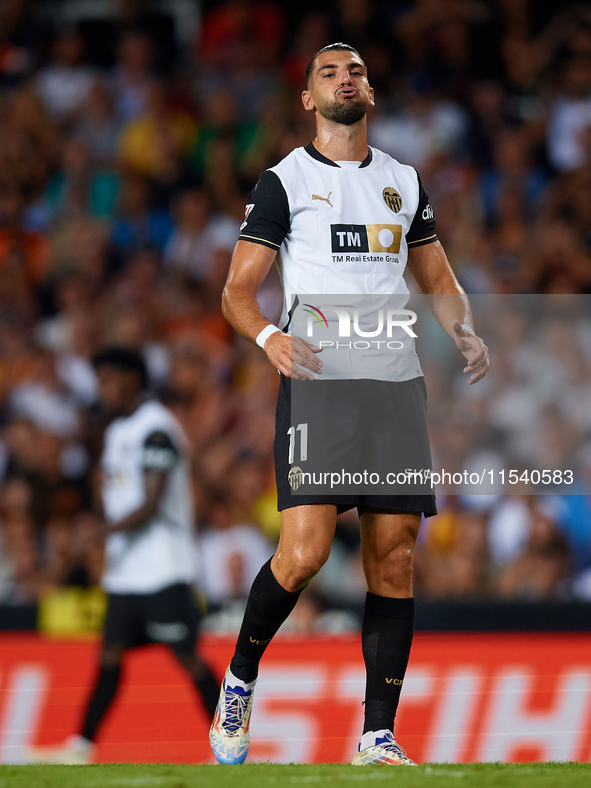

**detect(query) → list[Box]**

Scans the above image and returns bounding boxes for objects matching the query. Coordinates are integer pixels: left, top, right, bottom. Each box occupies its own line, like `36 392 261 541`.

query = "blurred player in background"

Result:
29 347 218 764
210 43 489 767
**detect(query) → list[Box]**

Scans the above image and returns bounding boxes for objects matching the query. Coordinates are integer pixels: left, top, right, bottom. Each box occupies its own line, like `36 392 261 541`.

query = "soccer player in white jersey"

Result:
209 44 489 766
29 348 218 765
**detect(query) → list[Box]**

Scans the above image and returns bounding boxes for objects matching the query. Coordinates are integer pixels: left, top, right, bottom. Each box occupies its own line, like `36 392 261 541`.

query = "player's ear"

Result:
302 89 315 112
369 86 375 107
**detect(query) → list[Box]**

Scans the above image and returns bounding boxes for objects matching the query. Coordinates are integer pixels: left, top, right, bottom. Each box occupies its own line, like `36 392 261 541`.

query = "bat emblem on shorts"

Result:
312 191 333 207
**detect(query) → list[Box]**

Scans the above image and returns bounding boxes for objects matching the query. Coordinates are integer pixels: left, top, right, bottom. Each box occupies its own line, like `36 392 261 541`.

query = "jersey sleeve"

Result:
142 430 179 473
406 172 438 249
238 170 290 251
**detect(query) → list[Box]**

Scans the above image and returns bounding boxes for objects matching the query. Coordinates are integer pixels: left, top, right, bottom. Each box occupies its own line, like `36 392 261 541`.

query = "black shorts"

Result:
274 374 437 517
103 583 200 655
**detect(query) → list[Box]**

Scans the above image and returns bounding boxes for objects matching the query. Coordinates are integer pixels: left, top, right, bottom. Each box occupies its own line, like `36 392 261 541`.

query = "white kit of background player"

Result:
101 399 194 595
29 348 218 765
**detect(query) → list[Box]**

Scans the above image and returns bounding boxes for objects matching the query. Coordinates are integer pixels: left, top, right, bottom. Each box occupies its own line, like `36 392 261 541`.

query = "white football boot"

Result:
27 735 92 764
209 667 256 765
352 729 416 765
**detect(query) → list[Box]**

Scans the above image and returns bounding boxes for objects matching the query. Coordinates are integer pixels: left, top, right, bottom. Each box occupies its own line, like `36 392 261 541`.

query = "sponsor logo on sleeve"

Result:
240 203 255 231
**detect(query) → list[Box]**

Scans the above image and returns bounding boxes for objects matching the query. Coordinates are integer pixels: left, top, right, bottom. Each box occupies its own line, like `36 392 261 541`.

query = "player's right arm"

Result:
222 169 323 380
222 240 322 381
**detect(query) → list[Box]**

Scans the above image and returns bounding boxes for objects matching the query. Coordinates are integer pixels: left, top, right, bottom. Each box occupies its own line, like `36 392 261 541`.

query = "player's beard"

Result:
319 96 367 125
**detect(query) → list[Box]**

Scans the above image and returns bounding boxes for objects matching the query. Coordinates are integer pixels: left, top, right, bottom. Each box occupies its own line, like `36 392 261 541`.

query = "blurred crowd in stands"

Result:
0 0 591 627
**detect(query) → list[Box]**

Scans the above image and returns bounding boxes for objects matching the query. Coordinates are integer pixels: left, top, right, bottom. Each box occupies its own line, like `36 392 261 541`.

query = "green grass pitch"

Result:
1 763 590 788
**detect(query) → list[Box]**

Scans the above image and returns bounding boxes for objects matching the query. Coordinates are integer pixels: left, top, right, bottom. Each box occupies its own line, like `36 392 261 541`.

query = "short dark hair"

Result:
92 346 148 389
305 43 363 87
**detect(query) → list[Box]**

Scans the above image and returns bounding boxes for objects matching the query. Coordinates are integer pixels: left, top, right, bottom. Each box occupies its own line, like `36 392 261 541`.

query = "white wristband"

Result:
256 324 281 349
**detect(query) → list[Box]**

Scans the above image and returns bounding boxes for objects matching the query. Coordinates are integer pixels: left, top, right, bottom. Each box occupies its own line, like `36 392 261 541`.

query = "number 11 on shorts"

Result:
287 423 308 463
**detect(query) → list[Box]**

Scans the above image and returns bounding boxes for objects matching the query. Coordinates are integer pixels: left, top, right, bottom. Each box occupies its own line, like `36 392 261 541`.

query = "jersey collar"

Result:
304 142 373 168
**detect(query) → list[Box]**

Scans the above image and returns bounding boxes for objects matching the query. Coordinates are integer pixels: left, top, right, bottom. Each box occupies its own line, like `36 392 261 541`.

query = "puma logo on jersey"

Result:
386 678 403 685
312 192 333 207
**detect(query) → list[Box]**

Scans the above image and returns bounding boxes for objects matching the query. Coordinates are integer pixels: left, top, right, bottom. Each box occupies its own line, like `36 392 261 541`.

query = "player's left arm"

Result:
407 240 490 385
103 431 178 535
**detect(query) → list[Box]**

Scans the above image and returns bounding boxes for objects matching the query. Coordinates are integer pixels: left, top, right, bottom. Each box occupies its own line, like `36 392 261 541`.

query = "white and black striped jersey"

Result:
239 143 437 331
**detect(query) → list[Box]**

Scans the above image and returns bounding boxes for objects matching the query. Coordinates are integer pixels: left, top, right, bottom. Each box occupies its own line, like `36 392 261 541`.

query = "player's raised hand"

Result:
451 320 489 385
264 332 323 380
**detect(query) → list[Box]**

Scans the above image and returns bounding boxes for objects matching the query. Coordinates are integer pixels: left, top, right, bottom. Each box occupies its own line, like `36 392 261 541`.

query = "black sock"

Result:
362 593 415 735
230 559 303 683
192 663 220 720
80 664 121 742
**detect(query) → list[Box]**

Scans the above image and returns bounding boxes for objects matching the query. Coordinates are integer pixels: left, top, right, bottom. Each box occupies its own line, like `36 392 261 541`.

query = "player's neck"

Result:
312 119 369 163
120 395 143 417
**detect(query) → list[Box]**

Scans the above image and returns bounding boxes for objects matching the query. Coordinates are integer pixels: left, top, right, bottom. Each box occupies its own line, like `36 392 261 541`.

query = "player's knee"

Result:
301 543 332 576
381 543 414 583
282 549 328 589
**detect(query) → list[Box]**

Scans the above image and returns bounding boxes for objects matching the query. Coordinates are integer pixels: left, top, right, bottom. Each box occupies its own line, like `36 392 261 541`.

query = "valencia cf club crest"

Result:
383 187 402 213
288 465 303 490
